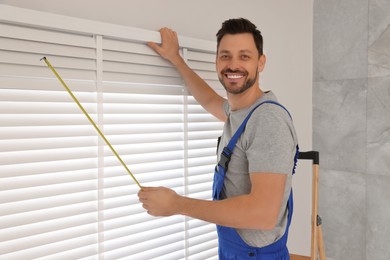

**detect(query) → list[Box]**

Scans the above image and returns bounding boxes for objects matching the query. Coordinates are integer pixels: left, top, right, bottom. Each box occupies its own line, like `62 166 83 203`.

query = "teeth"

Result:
227 74 243 79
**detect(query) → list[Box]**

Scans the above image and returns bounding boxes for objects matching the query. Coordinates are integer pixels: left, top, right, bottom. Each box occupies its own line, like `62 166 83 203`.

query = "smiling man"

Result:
138 18 299 259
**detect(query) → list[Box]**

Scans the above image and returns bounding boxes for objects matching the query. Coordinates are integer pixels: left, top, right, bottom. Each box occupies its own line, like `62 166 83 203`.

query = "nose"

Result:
228 57 239 68
226 57 241 71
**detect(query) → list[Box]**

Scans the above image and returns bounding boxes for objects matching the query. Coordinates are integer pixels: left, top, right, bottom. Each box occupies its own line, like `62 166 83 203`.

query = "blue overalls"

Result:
212 100 299 260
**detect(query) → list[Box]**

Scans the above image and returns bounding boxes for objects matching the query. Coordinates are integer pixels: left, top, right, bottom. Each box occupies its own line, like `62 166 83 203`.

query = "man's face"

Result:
216 33 264 95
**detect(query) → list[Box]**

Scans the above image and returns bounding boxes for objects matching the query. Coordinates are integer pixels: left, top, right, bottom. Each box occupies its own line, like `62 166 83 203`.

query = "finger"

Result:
160 28 176 41
160 27 172 33
147 41 161 54
137 187 151 200
138 195 147 202
137 187 146 195
147 210 158 217
144 186 162 191
140 186 157 191
142 203 148 210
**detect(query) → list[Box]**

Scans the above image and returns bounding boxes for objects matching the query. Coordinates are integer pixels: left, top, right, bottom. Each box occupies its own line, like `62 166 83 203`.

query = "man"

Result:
138 18 298 259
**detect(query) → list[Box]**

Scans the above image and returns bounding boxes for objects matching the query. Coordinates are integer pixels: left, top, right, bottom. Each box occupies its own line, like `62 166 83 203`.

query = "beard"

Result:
218 68 258 95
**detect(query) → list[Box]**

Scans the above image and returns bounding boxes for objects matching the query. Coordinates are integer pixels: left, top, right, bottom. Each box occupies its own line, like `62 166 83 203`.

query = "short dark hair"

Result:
216 18 263 56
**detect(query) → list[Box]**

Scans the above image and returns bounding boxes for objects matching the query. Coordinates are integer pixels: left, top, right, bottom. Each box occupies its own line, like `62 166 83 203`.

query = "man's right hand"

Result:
148 27 183 67
147 27 227 122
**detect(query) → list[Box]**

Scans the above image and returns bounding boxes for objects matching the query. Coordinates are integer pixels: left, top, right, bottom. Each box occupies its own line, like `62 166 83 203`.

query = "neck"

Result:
228 86 263 111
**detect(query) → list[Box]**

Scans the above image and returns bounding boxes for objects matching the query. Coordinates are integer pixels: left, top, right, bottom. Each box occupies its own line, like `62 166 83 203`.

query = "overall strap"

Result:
218 100 292 172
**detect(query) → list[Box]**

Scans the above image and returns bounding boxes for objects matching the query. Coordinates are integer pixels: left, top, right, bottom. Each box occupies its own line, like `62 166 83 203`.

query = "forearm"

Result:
177 194 278 230
170 56 226 121
138 175 285 229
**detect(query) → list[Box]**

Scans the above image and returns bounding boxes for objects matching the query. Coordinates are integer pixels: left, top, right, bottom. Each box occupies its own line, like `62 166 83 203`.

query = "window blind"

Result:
0 22 99 259
0 6 223 260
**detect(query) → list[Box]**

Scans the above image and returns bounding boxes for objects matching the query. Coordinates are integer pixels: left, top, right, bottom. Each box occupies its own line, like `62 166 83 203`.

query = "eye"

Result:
219 54 229 60
241 55 250 60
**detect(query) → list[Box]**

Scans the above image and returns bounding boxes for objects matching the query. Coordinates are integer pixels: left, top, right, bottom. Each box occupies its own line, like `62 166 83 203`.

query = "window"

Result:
0 6 223 259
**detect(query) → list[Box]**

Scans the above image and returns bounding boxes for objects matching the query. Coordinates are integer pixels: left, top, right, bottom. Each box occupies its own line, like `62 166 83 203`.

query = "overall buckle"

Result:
218 147 232 171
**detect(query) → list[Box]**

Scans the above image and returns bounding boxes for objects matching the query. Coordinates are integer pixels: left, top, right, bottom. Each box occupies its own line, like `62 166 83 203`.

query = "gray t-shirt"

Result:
217 91 298 247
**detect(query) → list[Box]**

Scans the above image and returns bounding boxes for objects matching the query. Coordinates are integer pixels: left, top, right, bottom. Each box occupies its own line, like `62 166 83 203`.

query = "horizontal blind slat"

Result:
0 63 95 80
0 190 97 216
0 50 96 71
0 203 97 231
103 38 156 55
0 23 95 48
104 227 185 259
0 159 97 179
0 76 96 92
0 179 97 204
38 243 98 260
0 36 96 59
0 224 97 257
0 137 97 152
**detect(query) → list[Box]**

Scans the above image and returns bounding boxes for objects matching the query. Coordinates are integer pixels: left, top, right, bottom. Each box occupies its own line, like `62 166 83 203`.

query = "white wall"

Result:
0 0 313 255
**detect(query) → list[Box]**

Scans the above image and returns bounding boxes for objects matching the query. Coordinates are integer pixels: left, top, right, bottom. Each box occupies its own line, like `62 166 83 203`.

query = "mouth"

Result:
225 73 244 79
223 69 246 81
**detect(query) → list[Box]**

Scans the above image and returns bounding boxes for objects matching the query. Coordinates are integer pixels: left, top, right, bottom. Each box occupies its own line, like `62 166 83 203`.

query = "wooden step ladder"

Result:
290 151 326 260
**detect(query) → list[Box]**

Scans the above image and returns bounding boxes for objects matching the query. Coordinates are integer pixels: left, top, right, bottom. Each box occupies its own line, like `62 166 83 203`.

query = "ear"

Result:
258 55 266 72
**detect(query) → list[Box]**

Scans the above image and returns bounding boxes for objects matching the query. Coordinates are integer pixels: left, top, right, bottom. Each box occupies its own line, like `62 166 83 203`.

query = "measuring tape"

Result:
41 57 142 189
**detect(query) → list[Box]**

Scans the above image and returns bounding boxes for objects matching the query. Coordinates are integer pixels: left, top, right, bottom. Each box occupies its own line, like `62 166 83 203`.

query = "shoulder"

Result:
243 101 297 147
250 102 292 127
250 91 292 121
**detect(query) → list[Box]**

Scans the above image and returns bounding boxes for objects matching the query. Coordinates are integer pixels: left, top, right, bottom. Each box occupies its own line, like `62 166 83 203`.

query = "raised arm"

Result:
148 28 227 122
